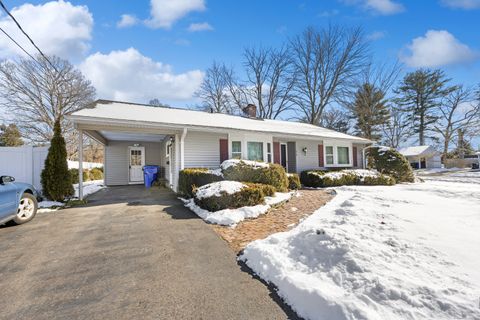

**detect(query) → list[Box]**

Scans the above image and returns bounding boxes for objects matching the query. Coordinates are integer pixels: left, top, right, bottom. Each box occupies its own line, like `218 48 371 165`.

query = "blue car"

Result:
0 176 39 225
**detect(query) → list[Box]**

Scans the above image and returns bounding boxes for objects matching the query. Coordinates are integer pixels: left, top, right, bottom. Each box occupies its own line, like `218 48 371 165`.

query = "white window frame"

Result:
247 141 264 161
231 141 242 159
267 142 272 163
228 133 272 163
323 141 353 167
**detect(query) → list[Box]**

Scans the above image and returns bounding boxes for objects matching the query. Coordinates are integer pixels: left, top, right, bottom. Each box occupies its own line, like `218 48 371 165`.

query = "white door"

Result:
128 146 145 184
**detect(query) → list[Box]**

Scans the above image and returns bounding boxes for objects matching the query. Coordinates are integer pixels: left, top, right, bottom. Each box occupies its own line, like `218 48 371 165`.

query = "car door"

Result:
0 180 19 220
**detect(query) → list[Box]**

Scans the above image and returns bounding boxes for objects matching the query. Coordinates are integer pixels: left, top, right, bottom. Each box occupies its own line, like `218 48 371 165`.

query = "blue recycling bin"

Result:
143 165 159 188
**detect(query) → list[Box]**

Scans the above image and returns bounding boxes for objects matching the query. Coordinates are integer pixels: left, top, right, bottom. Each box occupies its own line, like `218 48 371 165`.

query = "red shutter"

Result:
273 142 280 164
353 146 358 167
318 144 324 167
220 139 228 163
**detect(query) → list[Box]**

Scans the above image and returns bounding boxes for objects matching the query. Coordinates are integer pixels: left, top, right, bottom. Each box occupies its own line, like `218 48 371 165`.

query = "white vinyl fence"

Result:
0 145 49 191
67 160 103 170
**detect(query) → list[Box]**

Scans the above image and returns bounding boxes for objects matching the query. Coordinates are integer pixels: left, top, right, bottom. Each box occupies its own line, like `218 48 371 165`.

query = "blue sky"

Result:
1 0 479 108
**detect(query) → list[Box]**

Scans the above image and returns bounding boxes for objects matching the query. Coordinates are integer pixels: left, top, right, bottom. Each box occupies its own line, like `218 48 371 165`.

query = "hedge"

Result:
367 147 415 183
287 173 301 190
300 170 395 188
193 182 272 212
178 168 224 198
222 161 288 192
69 168 93 184
90 167 103 180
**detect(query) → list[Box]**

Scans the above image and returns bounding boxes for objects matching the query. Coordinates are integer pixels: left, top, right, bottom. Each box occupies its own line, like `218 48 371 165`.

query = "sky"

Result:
0 0 479 112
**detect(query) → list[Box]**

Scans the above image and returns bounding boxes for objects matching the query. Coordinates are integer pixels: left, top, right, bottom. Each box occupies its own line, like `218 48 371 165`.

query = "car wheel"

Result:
13 193 38 225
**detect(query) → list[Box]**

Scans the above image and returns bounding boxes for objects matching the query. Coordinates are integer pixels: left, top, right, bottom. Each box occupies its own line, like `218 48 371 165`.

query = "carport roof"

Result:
69 100 372 143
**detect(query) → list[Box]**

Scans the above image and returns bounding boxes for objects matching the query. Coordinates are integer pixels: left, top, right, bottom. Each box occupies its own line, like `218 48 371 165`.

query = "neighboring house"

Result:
399 145 442 169
68 100 372 198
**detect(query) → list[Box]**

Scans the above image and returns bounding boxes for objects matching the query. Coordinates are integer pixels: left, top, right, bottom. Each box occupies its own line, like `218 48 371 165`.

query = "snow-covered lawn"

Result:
240 171 480 320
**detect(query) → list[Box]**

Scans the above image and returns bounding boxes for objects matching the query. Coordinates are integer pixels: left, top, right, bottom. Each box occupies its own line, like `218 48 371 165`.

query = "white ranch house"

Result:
68 100 373 199
399 145 442 169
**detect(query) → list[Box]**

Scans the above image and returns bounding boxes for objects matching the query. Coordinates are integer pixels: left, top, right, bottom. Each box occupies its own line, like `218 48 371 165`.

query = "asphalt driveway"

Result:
0 186 293 320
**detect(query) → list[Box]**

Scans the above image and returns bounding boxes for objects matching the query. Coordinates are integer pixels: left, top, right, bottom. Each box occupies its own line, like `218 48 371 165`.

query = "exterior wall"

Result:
426 155 442 169
184 131 227 169
294 139 323 173
104 141 162 186
352 143 364 169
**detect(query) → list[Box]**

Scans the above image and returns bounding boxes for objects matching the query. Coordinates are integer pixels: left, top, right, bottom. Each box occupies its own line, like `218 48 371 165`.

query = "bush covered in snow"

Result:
193 181 274 212
367 147 415 183
178 168 224 197
221 160 289 192
287 173 301 190
300 169 395 187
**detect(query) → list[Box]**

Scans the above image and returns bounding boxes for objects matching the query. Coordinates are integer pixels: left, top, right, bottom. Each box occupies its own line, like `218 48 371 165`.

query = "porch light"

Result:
302 147 308 155
170 136 175 143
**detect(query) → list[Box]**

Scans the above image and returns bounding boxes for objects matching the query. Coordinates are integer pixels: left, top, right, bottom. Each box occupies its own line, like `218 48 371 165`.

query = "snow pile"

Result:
195 181 246 199
220 159 270 170
74 180 105 198
38 201 64 208
206 168 223 176
240 175 480 320
311 169 386 181
182 192 293 226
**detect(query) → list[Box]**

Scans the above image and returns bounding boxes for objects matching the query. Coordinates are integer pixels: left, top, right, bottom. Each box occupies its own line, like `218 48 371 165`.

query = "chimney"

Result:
242 104 257 118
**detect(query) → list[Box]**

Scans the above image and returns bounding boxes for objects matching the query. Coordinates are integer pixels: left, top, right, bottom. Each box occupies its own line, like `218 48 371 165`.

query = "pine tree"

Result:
0 123 24 146
41 120 74 201
395 69 454 145
349 83 390 140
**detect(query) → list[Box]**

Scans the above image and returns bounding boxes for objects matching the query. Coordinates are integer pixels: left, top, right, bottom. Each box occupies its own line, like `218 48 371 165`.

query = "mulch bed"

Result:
211 189 334 253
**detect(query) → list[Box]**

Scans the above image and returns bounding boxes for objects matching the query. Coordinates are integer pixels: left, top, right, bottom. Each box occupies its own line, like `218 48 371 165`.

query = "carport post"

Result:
78 129 83 200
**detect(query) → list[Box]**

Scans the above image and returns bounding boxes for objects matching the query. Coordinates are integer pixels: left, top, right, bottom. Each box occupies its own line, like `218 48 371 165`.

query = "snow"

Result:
74 180 105 198
38 200 64 208
69 100 371 143
67 160 103 169
194 181 246 199
240 172 480 320
220 159 270 170
182 192 293 226
311 169 386 181
207 168 223 176
399 145 436 157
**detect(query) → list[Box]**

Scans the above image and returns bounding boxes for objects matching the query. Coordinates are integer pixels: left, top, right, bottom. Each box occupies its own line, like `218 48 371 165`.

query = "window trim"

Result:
231 141 242 159
247 141 264 161
323 141 353 167
267 142 272 163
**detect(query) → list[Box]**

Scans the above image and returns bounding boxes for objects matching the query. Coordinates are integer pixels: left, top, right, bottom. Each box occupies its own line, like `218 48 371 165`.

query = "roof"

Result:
69 100 371 143
399 145 439 157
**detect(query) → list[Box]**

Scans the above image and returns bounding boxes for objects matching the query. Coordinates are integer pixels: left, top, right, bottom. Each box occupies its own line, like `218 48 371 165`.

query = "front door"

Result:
280 143 287 170
129 146 145 183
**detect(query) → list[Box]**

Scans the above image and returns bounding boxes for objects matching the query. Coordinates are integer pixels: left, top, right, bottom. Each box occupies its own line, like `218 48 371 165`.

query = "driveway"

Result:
0 186 295 320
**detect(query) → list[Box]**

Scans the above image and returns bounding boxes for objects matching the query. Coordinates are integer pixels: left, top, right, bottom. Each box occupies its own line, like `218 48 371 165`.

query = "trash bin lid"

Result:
143 165 159 173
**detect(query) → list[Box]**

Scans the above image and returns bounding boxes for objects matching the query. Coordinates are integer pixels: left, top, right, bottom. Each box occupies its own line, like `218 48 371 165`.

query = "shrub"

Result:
300 169 395 188
287 173 301 190
367 147 414 183
179 168 224 198
194 181 267 212
69 168 79 184
69 168 93 184
41 120 74 201
249 183 276 197
90 167 103 180
221 160 288 192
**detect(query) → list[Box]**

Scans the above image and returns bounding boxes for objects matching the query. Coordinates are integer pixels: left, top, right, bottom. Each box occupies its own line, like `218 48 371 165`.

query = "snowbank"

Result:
311 169 385 182
240 174 480 320
73 180 105 198
182 192 293 226
195 181 245 199
220 159 269 170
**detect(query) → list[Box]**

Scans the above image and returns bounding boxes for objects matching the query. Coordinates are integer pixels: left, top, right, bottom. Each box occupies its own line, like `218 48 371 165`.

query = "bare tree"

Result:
0 54 96 144
320 108 350 133
243 46 295 119
195 61 232 113
433 85 480 159
289 25 370 125
382 105 410 148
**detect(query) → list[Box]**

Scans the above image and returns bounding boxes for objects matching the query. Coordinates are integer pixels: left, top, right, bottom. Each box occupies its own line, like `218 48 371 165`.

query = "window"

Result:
267 143 272 163
325 146 334 165
337 147 350 165
231 141 242 159
247 142 264 161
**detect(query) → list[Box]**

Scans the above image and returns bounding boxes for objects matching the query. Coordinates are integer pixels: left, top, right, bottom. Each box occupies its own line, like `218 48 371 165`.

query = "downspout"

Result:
78 129 83 200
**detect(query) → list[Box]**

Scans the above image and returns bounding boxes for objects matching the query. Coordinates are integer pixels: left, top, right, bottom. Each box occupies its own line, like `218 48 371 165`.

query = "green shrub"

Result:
179 168 224 198
90 167 103 180
367 147 414 183
222 161 288 192
249 183 276 197
69 168 94 184
300 170 395 188
69 168 79 184
194 182 267 212
287 173 301 190
41 120 74 201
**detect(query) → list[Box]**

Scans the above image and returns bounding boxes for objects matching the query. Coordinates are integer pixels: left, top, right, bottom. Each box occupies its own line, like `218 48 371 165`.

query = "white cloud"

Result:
441 0 480 9
187 22 213 32
145 0 205 29
0 0 93 60
342 0 404 15
400 30 478 67
367 31 387 41
117 14 138 28
79 48 203 102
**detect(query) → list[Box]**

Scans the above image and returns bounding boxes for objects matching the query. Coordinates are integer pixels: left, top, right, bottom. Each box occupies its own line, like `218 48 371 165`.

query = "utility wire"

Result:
0 26 40 63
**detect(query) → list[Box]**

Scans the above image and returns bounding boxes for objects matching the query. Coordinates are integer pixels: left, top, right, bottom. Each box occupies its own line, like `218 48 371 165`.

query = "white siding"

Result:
295 139 323 173
104 141 162 186
184 131 227 168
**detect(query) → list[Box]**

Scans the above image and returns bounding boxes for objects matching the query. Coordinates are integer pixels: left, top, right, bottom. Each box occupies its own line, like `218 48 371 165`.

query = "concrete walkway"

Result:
0 186 295 320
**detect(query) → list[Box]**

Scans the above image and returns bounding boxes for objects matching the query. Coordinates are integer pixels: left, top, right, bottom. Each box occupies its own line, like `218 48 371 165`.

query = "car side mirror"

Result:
0 176 15 184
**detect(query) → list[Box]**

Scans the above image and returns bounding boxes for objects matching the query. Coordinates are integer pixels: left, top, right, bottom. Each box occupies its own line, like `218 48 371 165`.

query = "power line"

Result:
0 26 40 64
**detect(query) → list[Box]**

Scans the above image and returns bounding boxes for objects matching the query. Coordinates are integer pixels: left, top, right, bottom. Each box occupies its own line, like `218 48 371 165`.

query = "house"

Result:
399 145 442 169
68 100 373 199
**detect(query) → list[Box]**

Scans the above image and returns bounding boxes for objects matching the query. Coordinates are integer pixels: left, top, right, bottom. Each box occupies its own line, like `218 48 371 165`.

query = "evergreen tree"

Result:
395 69 454 145
41 120 74 201
349 83 390 140
0 123 24 146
